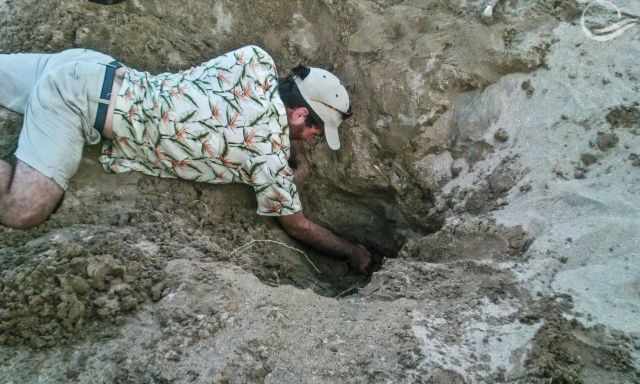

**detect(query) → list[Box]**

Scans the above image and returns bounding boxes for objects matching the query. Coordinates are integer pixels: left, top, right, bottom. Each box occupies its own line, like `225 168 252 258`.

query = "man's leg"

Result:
0 158 13 192
0 53 58 228
0 59 95 229
0 160 64 229
0 53 52 114
0 52 116 229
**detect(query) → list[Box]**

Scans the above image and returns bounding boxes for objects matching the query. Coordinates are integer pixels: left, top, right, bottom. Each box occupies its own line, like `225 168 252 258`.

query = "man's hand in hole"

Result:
349 244 376 275
278 213 375 275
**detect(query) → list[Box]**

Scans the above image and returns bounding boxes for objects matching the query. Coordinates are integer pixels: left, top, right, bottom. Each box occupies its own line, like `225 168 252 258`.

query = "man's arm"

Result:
281 141 372 273
277 212 372 274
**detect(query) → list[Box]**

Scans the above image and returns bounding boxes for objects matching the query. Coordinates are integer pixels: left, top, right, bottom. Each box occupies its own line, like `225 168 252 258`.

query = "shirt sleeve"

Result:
243 153 303 216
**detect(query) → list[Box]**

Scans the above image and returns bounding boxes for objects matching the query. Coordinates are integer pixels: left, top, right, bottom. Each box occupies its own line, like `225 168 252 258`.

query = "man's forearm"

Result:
278 213 372 273
288 217 357 259
279 212 372 273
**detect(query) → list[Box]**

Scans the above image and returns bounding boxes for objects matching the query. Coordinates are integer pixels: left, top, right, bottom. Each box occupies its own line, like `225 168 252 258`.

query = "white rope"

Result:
581 0 639 42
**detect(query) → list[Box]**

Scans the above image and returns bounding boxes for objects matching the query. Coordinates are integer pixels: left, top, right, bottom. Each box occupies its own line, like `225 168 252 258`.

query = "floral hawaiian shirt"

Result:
99 46 302 216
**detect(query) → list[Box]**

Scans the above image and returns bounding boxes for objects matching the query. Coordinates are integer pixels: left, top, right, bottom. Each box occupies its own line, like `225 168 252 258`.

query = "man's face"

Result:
288 107 324 144
300 124 323 143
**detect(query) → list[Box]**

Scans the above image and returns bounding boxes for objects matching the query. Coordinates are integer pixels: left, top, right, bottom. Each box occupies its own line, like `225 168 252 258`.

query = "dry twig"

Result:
334 284 361 299
228 239 321 274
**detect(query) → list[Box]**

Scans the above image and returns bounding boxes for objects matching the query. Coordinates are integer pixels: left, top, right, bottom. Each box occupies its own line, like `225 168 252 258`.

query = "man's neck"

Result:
288 138 299 169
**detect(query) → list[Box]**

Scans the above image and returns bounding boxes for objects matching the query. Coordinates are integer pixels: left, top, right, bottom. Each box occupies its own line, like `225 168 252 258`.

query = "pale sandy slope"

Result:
448 5 640 369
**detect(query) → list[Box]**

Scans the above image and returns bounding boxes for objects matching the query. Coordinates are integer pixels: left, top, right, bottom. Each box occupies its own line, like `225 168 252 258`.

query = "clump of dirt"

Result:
595 132 619 151
606 103 640 130
399 216 532 263
521 299 639 384
534 0 582 21
573 167 587 180
362 258 522 304
449 156 526 214
580 153 598 167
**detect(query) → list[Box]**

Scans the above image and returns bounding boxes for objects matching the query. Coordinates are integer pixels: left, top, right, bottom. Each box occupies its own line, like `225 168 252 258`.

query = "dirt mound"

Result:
522 299 639 384
0 226 164 348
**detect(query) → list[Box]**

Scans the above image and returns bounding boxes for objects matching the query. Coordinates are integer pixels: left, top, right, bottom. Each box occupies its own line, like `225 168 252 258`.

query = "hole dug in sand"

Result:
227 238 375 299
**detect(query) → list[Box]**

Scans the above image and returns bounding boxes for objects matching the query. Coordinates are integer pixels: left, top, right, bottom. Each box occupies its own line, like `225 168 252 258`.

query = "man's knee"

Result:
2 215 47 230
0 160 65 229
0 201 50 229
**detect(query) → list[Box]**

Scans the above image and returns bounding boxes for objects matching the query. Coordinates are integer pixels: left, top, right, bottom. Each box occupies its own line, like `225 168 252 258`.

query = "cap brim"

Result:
308 100 342 150
324 123 340 150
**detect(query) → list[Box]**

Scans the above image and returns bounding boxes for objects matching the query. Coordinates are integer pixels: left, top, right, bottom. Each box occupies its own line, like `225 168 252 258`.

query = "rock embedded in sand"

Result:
521 80 535 98
399 217 532 263
494 128 509 143
580 152 598 167
595 132 619 151
151 281 166 302
606 104 640 129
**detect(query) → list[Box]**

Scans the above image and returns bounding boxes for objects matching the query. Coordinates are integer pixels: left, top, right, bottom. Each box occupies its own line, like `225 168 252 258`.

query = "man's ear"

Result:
290 107 309 126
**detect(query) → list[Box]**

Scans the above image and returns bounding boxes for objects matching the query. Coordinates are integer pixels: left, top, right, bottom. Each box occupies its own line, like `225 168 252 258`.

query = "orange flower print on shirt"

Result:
220 154 239 169
242 83 253 99
243 128 257 148
117 136 130 147
161 110 171 126
259 78 272 94
154 146 167 164
124 88 134 101
227 112 239 129
270 136 283 152
175 125 187 142
216 71 227 87
211 104 221 121
201 139 215 157
127 105 138 122
272 189 289 205
265 200 283 215
234 52 245 65
171 159 190 169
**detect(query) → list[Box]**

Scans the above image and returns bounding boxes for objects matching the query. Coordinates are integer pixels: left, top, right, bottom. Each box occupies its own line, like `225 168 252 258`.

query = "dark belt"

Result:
94 61 123 135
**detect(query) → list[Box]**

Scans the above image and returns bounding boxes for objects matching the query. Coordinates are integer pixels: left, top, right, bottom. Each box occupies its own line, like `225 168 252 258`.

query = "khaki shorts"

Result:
0 49 115 190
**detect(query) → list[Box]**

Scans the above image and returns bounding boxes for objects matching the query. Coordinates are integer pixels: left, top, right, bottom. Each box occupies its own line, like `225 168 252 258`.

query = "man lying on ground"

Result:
0 46 373 273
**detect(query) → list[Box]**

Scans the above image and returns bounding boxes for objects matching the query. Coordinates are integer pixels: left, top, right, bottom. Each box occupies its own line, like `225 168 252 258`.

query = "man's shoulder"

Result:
235 45 274 60
231 45 277 71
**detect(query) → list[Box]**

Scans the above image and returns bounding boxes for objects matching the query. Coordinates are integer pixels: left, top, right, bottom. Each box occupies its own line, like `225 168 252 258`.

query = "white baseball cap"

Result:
293 67 351 150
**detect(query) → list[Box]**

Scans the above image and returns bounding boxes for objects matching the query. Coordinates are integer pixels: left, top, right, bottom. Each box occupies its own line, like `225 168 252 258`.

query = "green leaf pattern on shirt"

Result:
99 46 302 216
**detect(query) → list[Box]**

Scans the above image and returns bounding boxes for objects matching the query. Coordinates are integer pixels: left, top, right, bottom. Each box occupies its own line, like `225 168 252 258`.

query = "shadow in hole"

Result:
241 242 386 299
